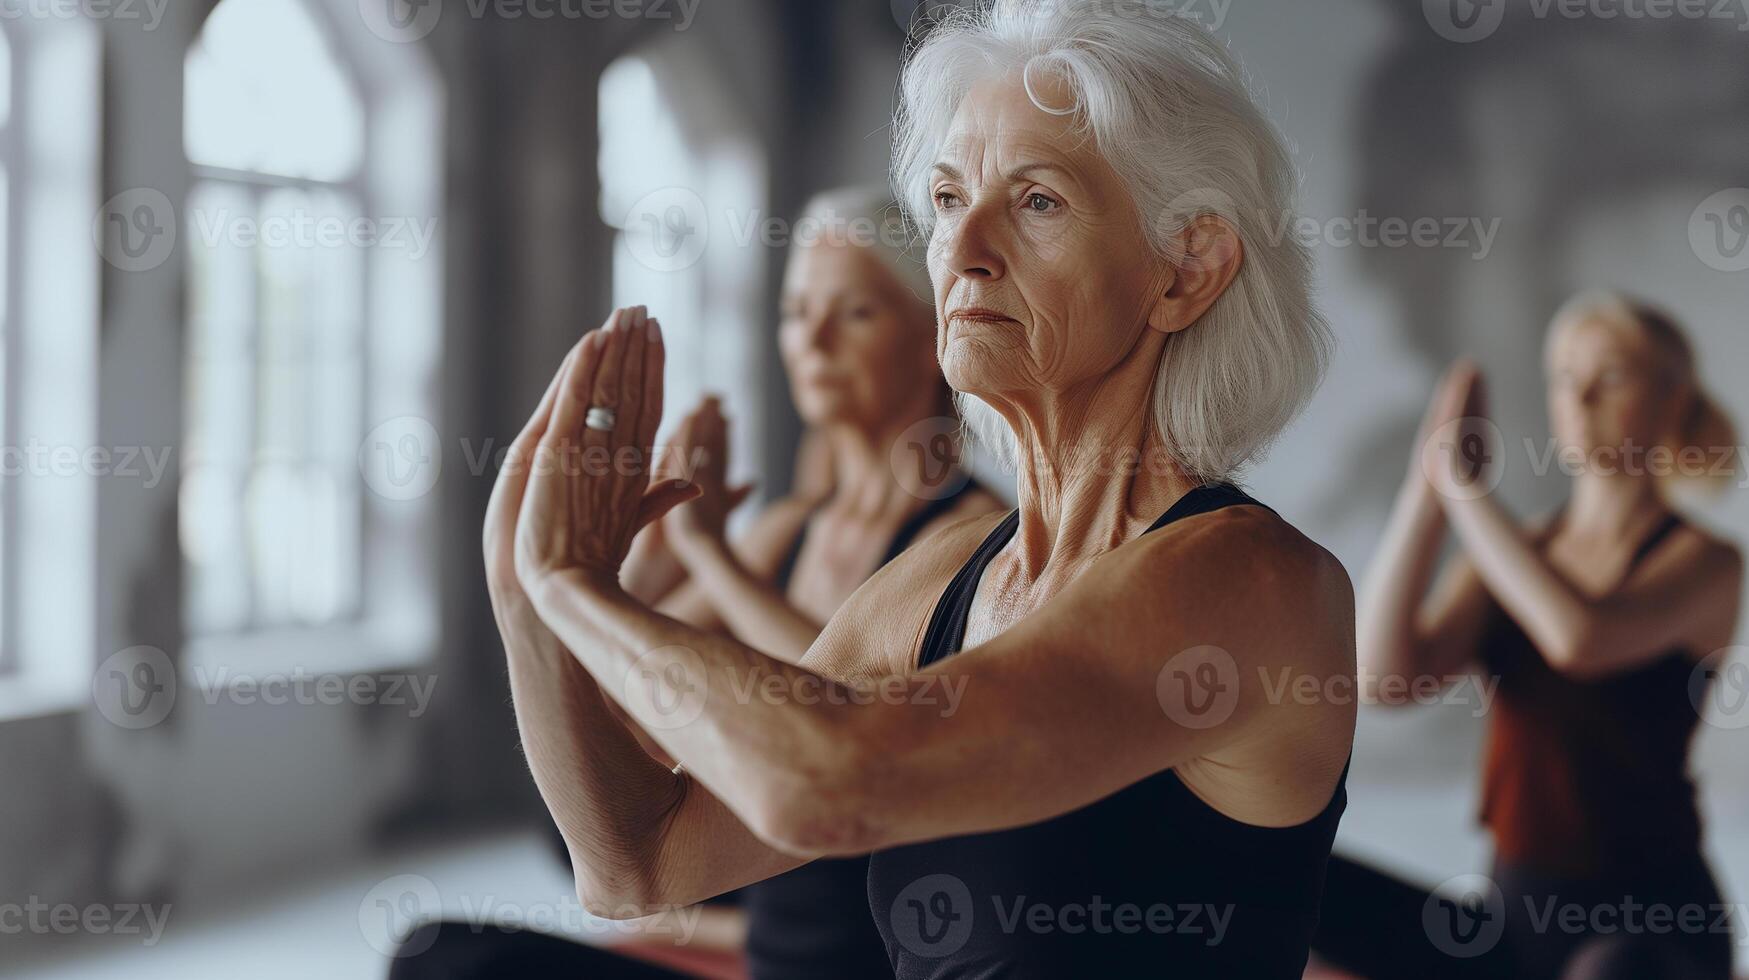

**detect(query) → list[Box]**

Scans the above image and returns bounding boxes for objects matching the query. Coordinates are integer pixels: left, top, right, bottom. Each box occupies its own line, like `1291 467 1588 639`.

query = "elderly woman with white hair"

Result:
488 2 1356 977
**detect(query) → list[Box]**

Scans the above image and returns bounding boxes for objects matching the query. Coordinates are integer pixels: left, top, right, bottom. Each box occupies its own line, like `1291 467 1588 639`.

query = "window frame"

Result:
178 0 444 682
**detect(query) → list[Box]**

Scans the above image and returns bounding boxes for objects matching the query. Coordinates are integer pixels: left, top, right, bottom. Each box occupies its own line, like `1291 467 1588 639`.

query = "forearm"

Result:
673 538 823 664
652 579 728 632
1442 494 1587 658
1357 477 1448 678
527 570 867 852
494 592 687 907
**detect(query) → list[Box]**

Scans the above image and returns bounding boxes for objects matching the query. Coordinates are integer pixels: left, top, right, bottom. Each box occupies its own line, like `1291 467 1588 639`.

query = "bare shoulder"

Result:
1668 519 1744 575
1116 504 1355 819
1122 503 1355 637
800 508 1012 681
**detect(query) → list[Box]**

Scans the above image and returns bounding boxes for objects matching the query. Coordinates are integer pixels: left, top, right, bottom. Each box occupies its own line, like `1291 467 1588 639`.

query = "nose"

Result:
798 309 835 353
940 200 1006 282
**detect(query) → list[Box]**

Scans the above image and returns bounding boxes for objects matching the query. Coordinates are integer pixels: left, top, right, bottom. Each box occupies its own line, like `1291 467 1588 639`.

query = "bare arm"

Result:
655 399 822 662
514 312 1354 885
1359 475 1487 686
489 314 806 914
666 538 823 663
1360 363 1499 697
1441 491 1742 677
528 503 1353 857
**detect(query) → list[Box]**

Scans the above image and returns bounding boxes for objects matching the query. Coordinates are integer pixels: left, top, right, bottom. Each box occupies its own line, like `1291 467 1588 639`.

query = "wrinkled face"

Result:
925 72 1174 406
1546 316 1680 456
779 240 937 429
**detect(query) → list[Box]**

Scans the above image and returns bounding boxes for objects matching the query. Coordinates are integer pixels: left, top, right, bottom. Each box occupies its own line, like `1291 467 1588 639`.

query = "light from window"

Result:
181 0 367 635
598 47 766 472
184 0 363 181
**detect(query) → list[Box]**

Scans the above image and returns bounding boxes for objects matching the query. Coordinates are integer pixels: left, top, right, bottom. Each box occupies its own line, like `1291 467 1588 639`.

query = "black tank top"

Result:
865 482 1349 979
743 480 982 980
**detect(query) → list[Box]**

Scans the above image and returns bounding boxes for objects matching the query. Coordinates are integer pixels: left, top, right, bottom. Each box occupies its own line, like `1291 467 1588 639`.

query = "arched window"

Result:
181 0 442 665
598 40 768 493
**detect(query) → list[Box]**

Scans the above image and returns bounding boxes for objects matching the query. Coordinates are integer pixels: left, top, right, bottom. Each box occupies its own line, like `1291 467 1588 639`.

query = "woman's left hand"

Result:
513 306 699 597
664 396 756 559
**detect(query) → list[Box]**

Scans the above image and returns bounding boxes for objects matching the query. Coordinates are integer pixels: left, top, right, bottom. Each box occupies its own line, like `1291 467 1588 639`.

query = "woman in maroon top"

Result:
1314 292 1742 979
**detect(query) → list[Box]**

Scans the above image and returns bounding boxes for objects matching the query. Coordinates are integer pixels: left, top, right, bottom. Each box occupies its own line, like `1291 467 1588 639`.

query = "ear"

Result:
1146 215 1244 336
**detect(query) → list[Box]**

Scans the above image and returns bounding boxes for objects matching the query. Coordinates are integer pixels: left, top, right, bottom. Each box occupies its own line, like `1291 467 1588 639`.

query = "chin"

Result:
941 338 1017 399
795 391 847 426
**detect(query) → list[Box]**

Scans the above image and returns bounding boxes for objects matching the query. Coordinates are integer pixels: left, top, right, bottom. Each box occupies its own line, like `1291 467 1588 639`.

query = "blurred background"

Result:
1 0 1745 975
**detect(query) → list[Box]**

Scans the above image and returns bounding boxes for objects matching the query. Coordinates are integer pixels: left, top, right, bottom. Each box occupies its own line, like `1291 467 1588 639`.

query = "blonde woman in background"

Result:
1315 292 1741 980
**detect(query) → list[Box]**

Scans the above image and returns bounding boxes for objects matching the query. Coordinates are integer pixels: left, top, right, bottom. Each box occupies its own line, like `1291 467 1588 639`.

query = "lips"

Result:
947 306 1018 325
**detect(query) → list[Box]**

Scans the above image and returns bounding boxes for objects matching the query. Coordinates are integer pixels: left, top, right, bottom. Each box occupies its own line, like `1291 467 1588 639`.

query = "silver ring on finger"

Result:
584 406 618 432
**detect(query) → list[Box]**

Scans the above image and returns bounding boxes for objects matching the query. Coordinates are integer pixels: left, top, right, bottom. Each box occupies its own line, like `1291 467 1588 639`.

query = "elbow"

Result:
743 719 889 858
748 784 882 859
561 834 670 917
573 869 668 920
1538 620 1599 677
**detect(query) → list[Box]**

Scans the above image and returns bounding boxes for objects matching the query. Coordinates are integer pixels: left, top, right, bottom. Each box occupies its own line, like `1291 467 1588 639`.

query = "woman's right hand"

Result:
484 336 684 771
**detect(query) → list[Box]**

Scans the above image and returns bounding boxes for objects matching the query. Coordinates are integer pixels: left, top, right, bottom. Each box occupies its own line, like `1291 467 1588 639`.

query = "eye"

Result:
933 189 963 211
1023 192 1060 213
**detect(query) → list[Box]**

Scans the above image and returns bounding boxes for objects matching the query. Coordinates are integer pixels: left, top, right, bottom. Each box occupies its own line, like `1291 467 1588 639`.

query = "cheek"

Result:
778 323 805 359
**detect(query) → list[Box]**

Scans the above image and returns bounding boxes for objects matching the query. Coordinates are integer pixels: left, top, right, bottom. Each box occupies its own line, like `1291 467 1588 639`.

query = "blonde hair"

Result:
794 186 934 309
1550 290 1737 494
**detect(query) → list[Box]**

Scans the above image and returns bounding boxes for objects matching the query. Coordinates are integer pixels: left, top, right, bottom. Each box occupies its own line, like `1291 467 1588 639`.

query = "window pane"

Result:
247 187 363 626
184 0 364 181
183 181 257 633
0 24 11 131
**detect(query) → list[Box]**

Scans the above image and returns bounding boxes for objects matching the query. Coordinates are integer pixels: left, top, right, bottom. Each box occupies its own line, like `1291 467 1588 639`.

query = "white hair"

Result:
891 0 1331 483
795 185 934 308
